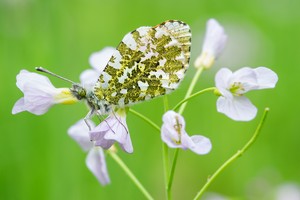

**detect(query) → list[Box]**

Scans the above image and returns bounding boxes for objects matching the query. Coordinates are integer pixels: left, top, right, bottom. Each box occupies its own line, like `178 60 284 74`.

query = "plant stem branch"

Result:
129 109 160 132
193 108 270 200
109 152 154 200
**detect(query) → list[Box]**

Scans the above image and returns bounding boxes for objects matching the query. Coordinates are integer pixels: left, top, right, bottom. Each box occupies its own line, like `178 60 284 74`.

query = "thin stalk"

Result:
178 67 204 114
109 152 154 200
129 109 160 132
167 149 179 200
172 87 216 111
193 108 270 200
166 67 205 199
163 96 170 199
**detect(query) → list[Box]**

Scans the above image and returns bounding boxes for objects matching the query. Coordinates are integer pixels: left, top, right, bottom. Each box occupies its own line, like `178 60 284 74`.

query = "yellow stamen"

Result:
54 88 78 105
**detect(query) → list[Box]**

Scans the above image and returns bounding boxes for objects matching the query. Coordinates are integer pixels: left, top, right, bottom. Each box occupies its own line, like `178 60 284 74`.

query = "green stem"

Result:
178 67 204 115
108 151 154 200
193 108 270 200
172 87 216 111
166 67 205 199
167 148 179 199
163 96 170 199
129 109 160 132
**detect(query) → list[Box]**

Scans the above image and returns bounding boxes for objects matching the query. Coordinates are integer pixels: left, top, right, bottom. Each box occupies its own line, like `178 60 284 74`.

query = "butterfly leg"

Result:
84 109 94 131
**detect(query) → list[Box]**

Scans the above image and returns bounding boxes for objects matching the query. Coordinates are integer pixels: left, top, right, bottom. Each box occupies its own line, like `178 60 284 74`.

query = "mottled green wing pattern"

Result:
94 20 191 107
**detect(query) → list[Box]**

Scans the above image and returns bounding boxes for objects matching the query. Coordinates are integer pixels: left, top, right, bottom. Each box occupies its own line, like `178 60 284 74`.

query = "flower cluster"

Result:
12 18 278 193
12 48 132 185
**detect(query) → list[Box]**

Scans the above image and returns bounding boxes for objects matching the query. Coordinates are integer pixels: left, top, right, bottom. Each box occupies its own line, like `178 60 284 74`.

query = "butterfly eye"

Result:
71 84 87 100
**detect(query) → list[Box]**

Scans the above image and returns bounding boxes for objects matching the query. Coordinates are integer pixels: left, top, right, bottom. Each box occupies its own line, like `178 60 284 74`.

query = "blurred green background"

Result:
1 0 299 199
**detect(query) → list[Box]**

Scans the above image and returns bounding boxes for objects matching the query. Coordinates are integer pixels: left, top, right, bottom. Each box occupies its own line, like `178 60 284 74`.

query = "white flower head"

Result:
161 110 212 155
80 47 115 90
90 108 133 153
194 19 227 69
68 119 110 185
12 70 77 115
276 183 300 200
215 67 278 121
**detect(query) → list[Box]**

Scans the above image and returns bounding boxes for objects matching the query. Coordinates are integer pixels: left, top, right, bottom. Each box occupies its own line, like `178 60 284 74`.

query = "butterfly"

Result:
37 20 191 123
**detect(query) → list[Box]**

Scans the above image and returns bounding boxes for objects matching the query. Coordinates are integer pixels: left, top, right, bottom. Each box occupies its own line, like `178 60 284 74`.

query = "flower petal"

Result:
89 121 115 149
86 147 110 186
202 19 227 57
194 19 227 69
161 124 186 149
188 135 212 155
162 110 186 130
231 67 259 93
89 47 115 72
13 70 75 115
161 110 187 148
215 68 232 92
90 113 133 153
12 98 26 114
254 67 278 89
79 69 100 91
16 70 54 91
103 116 133 153
68 119 94 151
217 95 257 121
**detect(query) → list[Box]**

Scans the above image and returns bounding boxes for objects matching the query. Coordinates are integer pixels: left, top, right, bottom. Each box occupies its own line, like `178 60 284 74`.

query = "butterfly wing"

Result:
94 20 191 107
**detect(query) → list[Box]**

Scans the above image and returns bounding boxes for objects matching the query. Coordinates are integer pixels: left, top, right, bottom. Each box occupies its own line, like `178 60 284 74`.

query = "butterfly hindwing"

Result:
94 20 191 107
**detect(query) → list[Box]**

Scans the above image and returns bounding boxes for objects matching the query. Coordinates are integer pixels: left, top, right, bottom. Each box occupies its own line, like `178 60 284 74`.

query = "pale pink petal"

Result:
90 121 115 149
161 124 185 149
254 67 278 89
189 135 212 155
86 147 110 185
215 68 232 91
202 19 227 57
90 113 133 153
103 116 133 153
231 67 259 92
276 183 300 200
79 69 100 91
217 96 257 121
161 111 212 155
13 70 75 115
68 119 94 151
12 98 26 114
89 47 115 72
16 70 55 91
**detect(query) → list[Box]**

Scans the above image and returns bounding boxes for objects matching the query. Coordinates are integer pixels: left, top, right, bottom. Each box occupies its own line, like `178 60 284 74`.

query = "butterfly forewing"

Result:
94 20 191 107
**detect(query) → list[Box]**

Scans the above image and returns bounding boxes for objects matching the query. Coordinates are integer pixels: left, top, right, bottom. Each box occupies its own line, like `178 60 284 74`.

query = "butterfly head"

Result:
70 84 87 100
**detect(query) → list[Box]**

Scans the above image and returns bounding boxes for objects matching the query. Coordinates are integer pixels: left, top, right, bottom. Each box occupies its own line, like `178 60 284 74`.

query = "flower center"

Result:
173 116 182 144
229 82 244 96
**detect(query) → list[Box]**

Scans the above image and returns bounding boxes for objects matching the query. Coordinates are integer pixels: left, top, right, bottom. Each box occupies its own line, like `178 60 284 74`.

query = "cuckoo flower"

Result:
161 110 212 155
68 119 110 185
90 108 133 153
80 47 115 90
12 70 77 115
194 19 227 69
215 67 278 121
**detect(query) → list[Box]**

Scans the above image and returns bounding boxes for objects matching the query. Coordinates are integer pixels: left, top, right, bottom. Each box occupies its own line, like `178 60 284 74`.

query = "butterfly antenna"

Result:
36 67 78 85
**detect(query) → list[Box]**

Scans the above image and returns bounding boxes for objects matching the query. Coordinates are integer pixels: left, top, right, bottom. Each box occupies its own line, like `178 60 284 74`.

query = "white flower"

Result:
276 183 300 200
80 47 115 90
161 110 212 155
12 70 77 115
68 119 110 185
194 19 227 69
215 67 278 121
90 108 133 153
